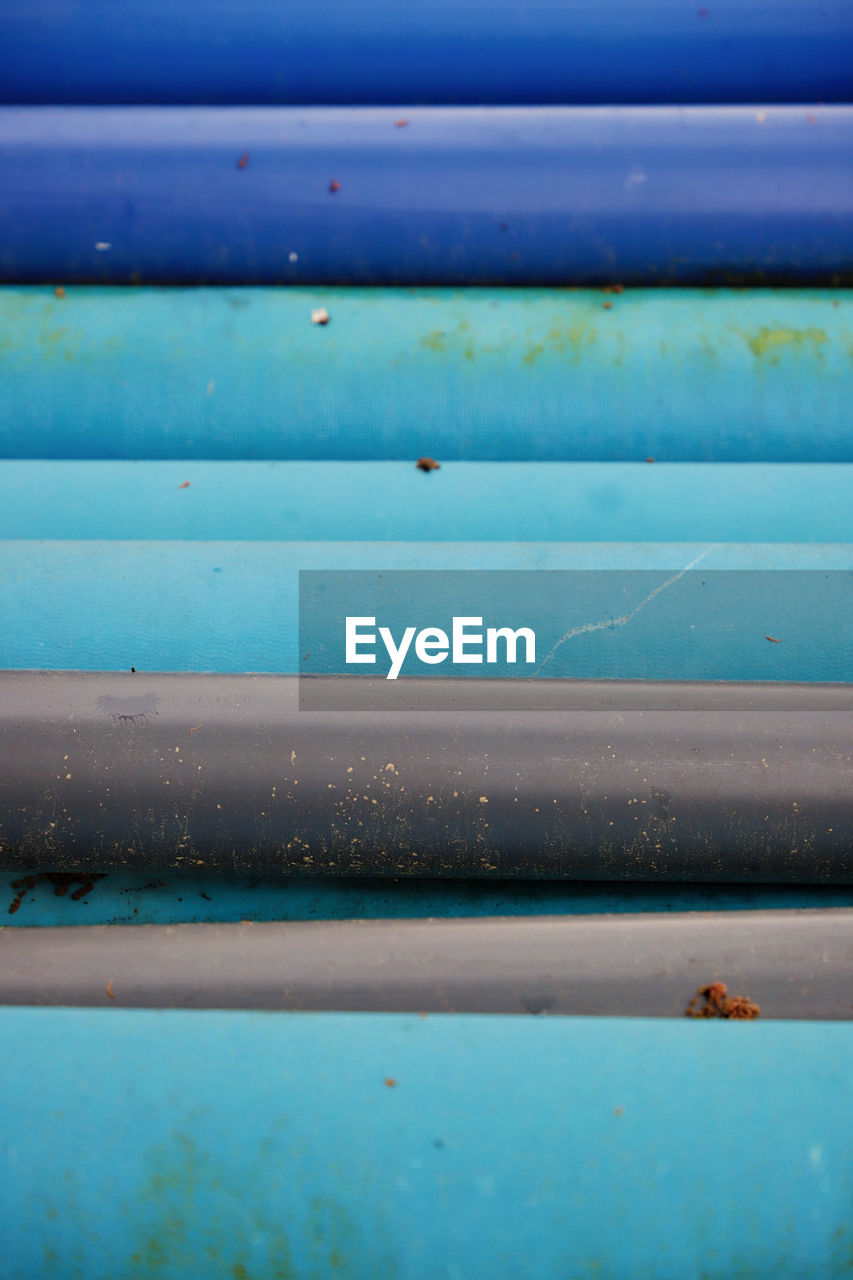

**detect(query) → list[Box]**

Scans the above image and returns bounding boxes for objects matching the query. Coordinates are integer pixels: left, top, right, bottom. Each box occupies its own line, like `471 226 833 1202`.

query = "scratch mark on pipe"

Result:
534 545 719 677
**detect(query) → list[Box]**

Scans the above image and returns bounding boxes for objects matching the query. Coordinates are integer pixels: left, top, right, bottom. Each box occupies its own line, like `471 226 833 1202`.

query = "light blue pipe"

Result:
1 288 850 461
2 461 853 542
1 539 850 675
3 1009 853 1280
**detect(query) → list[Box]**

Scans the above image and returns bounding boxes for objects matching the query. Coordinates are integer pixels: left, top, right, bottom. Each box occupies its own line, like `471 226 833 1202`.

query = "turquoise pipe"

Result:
0 288 850 461
0 537 850 674
4 1010 853 1279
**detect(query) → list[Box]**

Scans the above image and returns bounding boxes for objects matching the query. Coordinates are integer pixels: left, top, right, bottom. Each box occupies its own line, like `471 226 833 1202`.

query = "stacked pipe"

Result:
1 4 852 878
3 9 853 1279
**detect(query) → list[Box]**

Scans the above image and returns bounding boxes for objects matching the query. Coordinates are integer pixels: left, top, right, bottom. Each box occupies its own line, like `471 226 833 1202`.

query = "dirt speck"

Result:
329 180 341 193
686 981 760 1019
416 457 440 472
394 119 409 128
645 456 655 464
54 286 66 299
384 1078 397 1088
765 635 782 643
236 153 249 169
603 301 612 309
178 481 191 489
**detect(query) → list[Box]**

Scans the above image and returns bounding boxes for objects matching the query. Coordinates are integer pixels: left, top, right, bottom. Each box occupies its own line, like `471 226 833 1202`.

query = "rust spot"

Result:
236 153 249 169
416 457 440 472
54 286 66 299
329 180 341 193
106 979 115 1000
766 635 782 643
178 481 191 489
686 981 760 1019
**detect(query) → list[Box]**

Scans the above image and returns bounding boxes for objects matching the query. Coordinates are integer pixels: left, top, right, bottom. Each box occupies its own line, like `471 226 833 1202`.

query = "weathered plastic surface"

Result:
3 673 853 880
1 288 850 462
4 1009 853 1278
1 108 851 285
3 0 852 105
2 911 852 1017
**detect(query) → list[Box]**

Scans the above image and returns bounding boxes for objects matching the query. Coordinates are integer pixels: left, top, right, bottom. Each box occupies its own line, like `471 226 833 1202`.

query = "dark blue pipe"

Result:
1 108 851 286
1 0 851 105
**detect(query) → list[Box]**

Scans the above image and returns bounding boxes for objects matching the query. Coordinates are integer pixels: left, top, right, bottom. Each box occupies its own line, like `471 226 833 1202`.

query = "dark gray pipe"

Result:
1 911 851 1018
2 672 853 880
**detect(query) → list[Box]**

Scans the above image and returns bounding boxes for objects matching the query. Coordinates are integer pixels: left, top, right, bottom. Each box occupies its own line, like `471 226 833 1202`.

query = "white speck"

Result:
625 170 647 189
95 242 112 251
756 112 767 123
479 795 488 804
311 308 330 325
289 251 299 263
809 1145 823 1168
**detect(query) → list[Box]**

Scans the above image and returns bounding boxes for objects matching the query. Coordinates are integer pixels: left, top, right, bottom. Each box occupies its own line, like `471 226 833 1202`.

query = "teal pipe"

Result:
0 287 849 461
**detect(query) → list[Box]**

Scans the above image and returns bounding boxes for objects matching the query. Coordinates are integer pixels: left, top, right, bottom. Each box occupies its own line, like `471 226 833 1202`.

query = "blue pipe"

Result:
4 1010 853 1279
2 288 850 462
1 108 851 285
1 0 851 105
2 462 853 543
0 537 850 674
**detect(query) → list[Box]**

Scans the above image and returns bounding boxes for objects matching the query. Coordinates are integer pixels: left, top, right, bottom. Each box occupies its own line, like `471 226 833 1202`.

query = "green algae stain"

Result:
420 329 447 353
746 327 828 360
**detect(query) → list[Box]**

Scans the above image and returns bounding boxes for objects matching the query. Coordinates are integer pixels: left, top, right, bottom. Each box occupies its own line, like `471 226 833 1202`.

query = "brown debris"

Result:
394 119 409 128
765 635 782 643
178 481 191 489
106 980 116 999
602 284 624 294
416 457 440 472
9 872 106 914
603 301 612 309
236 153 249 169
329 180 341 193
384 1078 397 1088
54 286 66 299
645 457 655 464
686 981 760 1020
